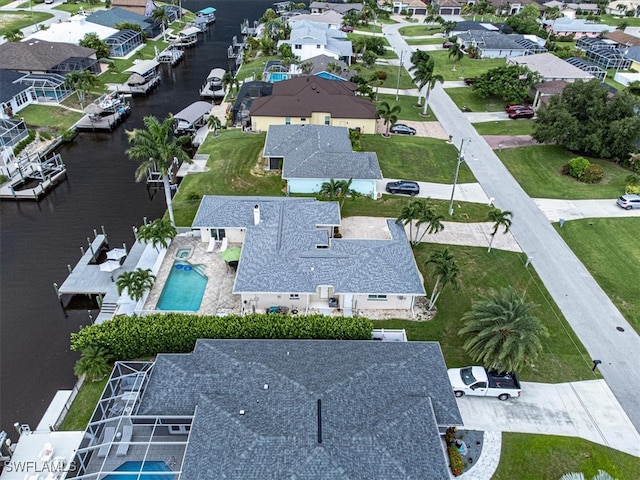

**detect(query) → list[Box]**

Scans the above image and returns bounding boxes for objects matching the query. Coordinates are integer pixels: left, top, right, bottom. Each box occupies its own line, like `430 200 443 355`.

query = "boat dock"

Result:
107 60 161 96
76 106 131 132
0 151 67 201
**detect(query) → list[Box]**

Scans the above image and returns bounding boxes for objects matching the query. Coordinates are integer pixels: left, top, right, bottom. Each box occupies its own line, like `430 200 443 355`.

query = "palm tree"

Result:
459 288 548 372
221 71 239 97
410 57 444 115
487 207 513 252
560 471 617 480
73 346 112 381
126 115 191 226
396 199 422 243
136 217 176 250
152 7 169 41
65 70 99 109
116 268 156 302
208 115 222 136
415 205 445 244
3 29 24 42
425 247 459 310
377 101 401 137
448 42 465 71
319 179 359 209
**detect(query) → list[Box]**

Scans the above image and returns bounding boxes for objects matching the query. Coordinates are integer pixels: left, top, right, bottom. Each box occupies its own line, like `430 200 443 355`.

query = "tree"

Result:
136 217 176 250
221 71 239 97
79 32 110 59
3 29 24 42
126 115 191 226
448 43 464 71
486 207 512 252
396 199 422 243
318 178 359 208
459 288 549 372
152 7 169 41
362 50 378 69
396 198 445 245
208 114 222 136
73 346 112 381
506 3 544 35
411 56 444 115
560 471 618 480
116 268 156 302
377 101 401 136
65 70 99 109
425 247 459 310
472 64 540 103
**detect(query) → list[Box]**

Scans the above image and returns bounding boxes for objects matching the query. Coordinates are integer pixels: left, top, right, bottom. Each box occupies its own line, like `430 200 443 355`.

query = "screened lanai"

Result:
106 29 144 58
566 57 608 81
51 56 100 75
585 48 632 70
17 73 73 102
0 118 28 164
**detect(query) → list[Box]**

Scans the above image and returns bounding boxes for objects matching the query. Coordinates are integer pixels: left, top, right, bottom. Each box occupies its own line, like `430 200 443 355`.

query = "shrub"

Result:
560 163 570 175
445 426 457 445
61 129 76 142
375 70 387 81
625 184 640 194
13 130 36 156
0 175 9 184
568 156 591 179
448 445 465 476
71 313 374 360
581 163 604 183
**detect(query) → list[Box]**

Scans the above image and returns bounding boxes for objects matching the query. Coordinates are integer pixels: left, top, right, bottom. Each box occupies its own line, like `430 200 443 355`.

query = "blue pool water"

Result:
103 461 174 480
157 261 208 311
269 72 288 82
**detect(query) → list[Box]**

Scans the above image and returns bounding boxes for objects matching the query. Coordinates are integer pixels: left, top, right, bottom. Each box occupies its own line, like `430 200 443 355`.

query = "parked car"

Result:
443 41 455 48
505 104 528 113
448 366 522 401
508 108 535 119
390 124 416 135
340 25 354 32
616 193 640 210
385 180 420 196
45 0 54 3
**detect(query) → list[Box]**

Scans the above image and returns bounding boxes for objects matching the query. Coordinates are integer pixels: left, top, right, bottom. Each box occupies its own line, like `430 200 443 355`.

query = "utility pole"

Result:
449 138 470 216
395 50 404 101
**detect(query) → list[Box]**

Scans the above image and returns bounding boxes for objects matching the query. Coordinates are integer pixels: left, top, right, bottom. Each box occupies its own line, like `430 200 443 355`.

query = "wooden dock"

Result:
57 235 112 296
0 152 67 201
107 76 161 96
76 106 131 132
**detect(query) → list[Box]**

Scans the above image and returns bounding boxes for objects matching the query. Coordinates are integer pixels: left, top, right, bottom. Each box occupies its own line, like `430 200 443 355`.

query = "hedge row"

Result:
71 313 374 360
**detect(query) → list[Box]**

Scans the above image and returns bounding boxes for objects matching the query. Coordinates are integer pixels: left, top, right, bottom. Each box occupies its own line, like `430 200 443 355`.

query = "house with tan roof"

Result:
508 52 595 82
606 0 640 16
249 76 378 133
111 0 157 16
604 30 640 48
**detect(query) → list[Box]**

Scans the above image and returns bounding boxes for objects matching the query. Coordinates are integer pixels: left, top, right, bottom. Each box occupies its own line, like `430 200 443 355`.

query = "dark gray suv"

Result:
385 180 420 196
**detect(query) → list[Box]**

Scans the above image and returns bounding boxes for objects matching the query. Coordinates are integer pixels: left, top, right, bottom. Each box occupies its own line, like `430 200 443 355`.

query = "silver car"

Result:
616 194 640 210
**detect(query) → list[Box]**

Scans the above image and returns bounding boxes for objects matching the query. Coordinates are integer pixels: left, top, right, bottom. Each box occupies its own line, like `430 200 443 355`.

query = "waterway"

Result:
0 0 273 436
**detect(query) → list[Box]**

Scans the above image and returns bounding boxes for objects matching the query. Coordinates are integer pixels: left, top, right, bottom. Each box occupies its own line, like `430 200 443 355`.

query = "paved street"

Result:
382 21 640 434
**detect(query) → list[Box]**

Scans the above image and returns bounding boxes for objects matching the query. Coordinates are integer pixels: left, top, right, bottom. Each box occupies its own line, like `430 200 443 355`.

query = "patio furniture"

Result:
219 237 228 252
116 425 133 456
97 427 116 458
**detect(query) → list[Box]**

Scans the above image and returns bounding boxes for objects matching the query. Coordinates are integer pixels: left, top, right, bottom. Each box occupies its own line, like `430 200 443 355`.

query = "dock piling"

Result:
80 246 85 256
122 242 127 254
67 264 72 274
101 225 106 237
93 229 98 239
53 282 60 299
87 238 95 258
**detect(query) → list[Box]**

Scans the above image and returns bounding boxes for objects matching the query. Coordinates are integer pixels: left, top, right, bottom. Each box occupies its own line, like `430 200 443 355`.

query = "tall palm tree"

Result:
116 268 156 302
410 57 444 115
415 206 445 243
136 217 176 250
73 346 112 382
396 199 422 242
448 42 464 71
425 247 459 310
65 70 99 109
377 101 401 137
152 7 169 41
459 288 548 372
126 115 191 226
221 71 239 97
207 115 222 136
487 207 513 252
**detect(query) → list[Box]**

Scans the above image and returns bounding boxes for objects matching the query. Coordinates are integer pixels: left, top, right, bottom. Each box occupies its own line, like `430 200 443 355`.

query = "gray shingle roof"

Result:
0 69 28 103
265 125 382 180
458 30 525 51
192 196 425 296
139 339 462 480
0 40 95 72
86 7 153 29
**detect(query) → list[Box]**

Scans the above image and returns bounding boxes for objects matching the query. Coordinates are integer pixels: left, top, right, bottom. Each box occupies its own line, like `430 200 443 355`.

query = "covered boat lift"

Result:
173 101 211 134
168 26 200 47
196 6 217 23
200 68 226 98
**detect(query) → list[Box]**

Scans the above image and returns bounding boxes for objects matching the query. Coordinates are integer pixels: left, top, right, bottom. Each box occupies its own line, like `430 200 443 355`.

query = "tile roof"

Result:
250 76 377 119
509 52 595 80
0 40 95 72
191 196 425 296
265 124 382 180
139 339 462 480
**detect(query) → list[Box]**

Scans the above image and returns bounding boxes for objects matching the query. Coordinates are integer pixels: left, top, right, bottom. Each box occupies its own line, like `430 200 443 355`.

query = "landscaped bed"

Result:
374 94 434 121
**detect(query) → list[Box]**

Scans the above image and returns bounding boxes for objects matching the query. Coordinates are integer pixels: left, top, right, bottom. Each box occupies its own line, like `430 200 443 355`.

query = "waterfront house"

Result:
0 40 99 75
110 0 156 16
0 69 36 116
86 7 163 38
250 76 377 134
277 20 353 64
263 124 382 197
309 2 363 15
192 196 425 315
70 340 461 479
231 81 274 126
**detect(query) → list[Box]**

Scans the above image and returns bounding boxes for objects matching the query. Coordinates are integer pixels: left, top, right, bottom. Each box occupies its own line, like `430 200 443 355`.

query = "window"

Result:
294 44 302 50
324 116 330 125
316 44 321 49
300 117 306 121
285 117 291 125
289 294 300 300
367 295 387 301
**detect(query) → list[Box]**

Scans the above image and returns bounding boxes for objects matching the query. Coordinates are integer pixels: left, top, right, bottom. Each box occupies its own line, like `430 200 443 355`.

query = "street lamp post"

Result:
395 50 404 102
448 138 470 216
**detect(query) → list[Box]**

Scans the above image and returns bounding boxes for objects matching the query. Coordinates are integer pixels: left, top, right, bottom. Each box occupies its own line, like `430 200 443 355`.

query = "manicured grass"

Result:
494 433 640 480
353 63 416 89
58 377 108 431
405 37 447 46
353 24 382 34
360 134 475 183
596 13 640 27
53 1 104 14
445 87 505 112
19 105 83 132
374 93 434 121
379 48 398 59
172 130 283 226
429 50 506 82
0 11 52 35
554 218 640 333
235 55 279 82
347 32 391 47
474 120 535 136
498 146 629 199
343 197 492 222
399 25 444 36
373 243 595 382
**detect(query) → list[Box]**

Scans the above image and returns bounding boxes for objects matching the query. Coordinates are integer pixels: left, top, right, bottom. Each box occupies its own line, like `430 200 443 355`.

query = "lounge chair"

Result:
116 425 133 456
206 238 217 252
219 237 228 252
97 426 115 458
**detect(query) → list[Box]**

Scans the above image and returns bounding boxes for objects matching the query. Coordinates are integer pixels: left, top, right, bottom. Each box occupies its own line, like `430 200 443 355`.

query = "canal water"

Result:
0 0 273 436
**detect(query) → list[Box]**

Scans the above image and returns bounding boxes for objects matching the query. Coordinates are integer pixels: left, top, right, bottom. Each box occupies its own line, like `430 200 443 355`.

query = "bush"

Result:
61 129 76 142
375 70 387 81
71 312 374 360
568 156 591 179
625 184 640 194
448 445 465 476
0 175 9 184
581 163 604 183
560 163 571 176
13 130 36 157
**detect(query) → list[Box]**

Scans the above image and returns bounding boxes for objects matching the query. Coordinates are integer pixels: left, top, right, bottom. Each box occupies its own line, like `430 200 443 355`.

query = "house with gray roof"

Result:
508 52 595 82
192 196 425 315
86 7 162 37
0 69 36 117
0 40 98 74
310 1 363 15
72 340 461 480
303 53 355 81
543 17 613 38
278 19 353 64
457 31 546 58
264 125 381 197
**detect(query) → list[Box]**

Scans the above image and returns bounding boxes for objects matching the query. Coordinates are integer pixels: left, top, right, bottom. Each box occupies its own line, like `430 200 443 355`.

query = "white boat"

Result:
196 6 216 24
98 94 123 110
199 68 226 98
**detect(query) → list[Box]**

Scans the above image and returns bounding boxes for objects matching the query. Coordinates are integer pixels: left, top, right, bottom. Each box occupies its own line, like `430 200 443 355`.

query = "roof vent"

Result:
239 410 245 415
253 204 260 225
263 384 269 390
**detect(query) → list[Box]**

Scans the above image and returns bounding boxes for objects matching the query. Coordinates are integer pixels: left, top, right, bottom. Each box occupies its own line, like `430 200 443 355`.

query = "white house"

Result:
278 20 353 63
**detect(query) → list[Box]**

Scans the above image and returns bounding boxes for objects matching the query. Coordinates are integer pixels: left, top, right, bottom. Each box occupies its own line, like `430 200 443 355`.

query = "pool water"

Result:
103 461 174 480
157 261 208 311
175 247 192 259
269 72 288 82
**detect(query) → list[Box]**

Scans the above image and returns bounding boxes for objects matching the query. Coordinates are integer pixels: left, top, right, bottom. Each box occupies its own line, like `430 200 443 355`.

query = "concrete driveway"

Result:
534 198 640 222
377 178 489 203
375 119 449 139
456 379 640 457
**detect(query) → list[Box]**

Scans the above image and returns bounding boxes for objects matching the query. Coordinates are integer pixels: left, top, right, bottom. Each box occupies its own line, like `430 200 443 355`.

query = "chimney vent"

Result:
253 204 260 225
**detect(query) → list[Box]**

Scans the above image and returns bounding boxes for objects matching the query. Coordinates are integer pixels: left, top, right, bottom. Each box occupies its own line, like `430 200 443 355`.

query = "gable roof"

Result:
0 40 95 72
139 339 461 480
250 76 377 119
309 1 363 14
192 196 426 296
604 30 640 47
305 54 355 79
534 79 568 94
86 7 154 30
0 69 29 103
289 10 345 25
265 124 382 180
452 21 500 34
282 20 353 58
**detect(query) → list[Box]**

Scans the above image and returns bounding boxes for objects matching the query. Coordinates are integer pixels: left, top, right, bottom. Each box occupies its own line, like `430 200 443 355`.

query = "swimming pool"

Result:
103 461 174 480
157 261 208 311
269 72 288 82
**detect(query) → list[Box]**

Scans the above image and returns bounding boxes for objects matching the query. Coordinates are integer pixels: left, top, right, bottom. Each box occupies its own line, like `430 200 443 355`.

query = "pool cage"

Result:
585 48 632 70
66 362 192 480
565 57 608 81
264 60 291 82
51 57 101 75
16 73 73 102
0 118 28 166
106 29 144 58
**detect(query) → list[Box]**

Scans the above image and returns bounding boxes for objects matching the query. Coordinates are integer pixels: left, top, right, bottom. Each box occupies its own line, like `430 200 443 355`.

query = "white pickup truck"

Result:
448 366 522 401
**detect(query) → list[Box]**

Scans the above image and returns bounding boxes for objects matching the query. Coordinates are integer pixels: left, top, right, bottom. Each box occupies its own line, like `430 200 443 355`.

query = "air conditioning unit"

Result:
398 296 405 300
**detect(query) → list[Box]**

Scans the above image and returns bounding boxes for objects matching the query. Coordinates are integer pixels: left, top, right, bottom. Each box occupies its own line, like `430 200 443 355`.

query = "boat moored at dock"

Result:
199 68 226 98
108 59 161 95
168 26 200 48
196 6 217 24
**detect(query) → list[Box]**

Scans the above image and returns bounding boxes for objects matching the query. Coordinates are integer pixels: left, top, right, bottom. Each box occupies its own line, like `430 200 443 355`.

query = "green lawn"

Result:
347 32 391 47
405 37 447 46
58 377 108 431
554 218 640 333
235 55 280 82
361 134 474 183
53 0 105 14
374 93 434 121
429 51 506 82
498 145 629 199
399 25 444 36
494 433 640 480
353 63 416 90
445 88 505 112
343 197 492 222
373 244 595 382
353 24 382 34
474 120 535 136
0 11 52 35
379 48 398 59
595 13 640 27
19 105 83 132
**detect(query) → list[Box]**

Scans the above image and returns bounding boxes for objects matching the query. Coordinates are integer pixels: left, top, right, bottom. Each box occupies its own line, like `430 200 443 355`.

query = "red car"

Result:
505 104 528 113
508 108 535 119
340 26 354 32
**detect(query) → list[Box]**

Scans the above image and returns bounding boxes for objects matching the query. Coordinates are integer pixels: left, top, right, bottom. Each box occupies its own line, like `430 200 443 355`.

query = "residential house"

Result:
576 37 631 69
543 17 613 38
531 80 568 109
0 69 36 116
0 117 29 167
451 21 500 36
301 54 355 81
72 340 462 479
289 10 344 29
606 0 640 16
604 30 640 48
0 40 99 74
86 7 163 38
110 0 156 16
436 0 463 15
613 70 640 85
250 76 378 133
309 1 363 15
488 0 539 16
25 14 119 45
263 124 382 197
278 20 353 64
384 0 428 15
508 52 596 81
622 45 640 70
192 196 426 314
456 30 546 58
231 81 274 126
